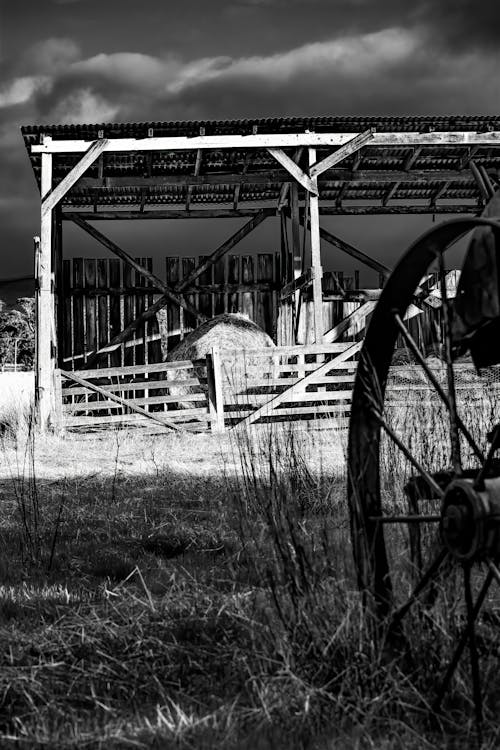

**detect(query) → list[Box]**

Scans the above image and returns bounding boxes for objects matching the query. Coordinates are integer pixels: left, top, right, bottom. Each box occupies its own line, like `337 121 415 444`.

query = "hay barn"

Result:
21 115 500 431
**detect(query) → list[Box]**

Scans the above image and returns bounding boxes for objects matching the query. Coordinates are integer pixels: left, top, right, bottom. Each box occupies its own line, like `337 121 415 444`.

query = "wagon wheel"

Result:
347 215 500 737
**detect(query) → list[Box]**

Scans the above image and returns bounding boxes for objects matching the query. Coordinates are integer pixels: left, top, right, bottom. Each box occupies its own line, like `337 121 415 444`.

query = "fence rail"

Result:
60 342 360 432
59 348 500 433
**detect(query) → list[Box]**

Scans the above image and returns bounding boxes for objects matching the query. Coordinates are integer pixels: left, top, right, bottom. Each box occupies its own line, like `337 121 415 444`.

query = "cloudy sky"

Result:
1 0 499 280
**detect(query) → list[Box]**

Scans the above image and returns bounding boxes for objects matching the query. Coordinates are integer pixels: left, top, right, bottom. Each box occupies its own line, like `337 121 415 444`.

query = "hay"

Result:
159 313 275 407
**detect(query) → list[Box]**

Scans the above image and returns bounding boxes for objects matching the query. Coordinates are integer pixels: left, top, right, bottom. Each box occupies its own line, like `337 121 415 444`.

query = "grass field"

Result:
1 411 500 749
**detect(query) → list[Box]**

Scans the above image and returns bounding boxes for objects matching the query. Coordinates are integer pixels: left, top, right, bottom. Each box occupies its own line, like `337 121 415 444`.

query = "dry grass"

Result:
0 404 499 748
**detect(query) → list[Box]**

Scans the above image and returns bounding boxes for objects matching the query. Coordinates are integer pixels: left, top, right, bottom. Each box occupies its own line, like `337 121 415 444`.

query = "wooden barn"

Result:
22 115 500 431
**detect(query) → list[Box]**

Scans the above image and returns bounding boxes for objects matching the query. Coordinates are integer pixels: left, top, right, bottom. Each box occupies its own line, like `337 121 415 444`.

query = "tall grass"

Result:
0 406 499 747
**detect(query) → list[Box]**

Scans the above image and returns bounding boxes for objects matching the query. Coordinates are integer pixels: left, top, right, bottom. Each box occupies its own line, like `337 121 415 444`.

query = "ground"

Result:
0 421 498 749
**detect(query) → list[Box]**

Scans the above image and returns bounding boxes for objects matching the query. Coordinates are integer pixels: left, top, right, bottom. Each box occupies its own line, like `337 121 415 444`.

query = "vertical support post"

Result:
54 206 63 368
290 182 302 343
36 150 56 430
207 346 225 433
308 147 324 344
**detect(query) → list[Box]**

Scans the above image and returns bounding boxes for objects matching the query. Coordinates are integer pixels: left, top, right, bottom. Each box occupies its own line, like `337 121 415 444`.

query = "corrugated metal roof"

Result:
21 115 500 211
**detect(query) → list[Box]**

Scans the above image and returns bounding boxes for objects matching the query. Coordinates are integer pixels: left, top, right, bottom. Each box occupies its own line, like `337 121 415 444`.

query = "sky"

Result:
0 0 499 283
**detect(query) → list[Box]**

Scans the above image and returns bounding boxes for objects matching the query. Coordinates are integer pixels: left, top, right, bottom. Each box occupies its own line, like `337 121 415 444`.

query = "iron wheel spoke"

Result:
390 547 449 628
434 569 493 713
393 312 484 464
371 408 444 498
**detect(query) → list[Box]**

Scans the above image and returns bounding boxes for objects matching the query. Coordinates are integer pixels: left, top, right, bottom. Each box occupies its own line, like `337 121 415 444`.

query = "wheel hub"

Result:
441 478 500 561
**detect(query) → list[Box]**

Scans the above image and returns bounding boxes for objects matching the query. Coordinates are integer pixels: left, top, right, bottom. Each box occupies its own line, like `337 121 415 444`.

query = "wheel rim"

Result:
347 215 500 735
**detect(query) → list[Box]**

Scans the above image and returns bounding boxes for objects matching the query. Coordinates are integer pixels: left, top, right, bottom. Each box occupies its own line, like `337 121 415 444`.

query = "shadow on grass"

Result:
0 426 496 749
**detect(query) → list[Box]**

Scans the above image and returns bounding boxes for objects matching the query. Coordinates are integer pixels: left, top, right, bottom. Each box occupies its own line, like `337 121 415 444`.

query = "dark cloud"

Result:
1 2 500 275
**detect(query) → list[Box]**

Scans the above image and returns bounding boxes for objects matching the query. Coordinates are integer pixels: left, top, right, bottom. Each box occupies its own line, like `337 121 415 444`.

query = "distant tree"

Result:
0 297 35 368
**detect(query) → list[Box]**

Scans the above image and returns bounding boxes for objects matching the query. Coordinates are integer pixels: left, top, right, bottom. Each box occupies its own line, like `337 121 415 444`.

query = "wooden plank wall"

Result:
62 253 279 369
61 257 162 370
279 270 364 345
163 253 279 352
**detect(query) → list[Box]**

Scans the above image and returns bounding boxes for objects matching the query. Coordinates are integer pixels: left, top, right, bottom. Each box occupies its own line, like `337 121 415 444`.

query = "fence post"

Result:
51 368 64 433
206 346 225 433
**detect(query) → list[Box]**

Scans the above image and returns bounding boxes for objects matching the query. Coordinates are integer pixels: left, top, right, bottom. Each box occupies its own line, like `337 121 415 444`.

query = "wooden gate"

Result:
220 342 361 428
61 359 213 432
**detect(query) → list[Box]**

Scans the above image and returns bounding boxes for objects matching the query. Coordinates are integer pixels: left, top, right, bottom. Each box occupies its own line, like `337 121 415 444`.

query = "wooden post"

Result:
36 150 56 430
206 346 225 433
290 182 302 344
308 147 324 343
52 368 64 432
54 207 63 367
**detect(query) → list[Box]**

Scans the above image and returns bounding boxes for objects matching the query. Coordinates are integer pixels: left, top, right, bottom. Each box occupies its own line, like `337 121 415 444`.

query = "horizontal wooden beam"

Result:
33 131 500 154
75 168 481 190
323 289 382 302
67 282 278 296
62 203 481 223
310 129 374 178
318 204 479 215
62 208 274 221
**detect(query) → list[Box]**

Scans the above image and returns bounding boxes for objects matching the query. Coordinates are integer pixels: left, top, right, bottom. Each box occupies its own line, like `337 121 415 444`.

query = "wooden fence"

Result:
61 359 212 432
60 345 500 433
60 342 361 432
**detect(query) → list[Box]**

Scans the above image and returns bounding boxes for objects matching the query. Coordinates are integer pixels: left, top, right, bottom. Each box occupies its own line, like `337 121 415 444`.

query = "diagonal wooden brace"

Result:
77 211 271 369
60 369 180 430
175 209 271 291
42 139 109 216
234 341 362 429
71 215 208 322
309 129 374 178
268 148 317 195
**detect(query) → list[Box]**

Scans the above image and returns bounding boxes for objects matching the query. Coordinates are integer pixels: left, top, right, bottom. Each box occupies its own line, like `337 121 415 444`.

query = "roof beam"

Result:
404 146 423 171
75 169 475 189
62 208 273 220
32 131 500 154
233 151 252 210
185 148 203 210
430 181 451 208
309 129 374 178
458 145 480 171
335 182 348 209
382 181 400 206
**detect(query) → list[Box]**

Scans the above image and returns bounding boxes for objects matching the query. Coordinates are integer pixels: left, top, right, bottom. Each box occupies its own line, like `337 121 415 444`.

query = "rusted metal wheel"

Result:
347 215 500 735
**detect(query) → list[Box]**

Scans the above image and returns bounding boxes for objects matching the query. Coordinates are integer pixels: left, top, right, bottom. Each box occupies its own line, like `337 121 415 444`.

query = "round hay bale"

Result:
160 313 275 408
